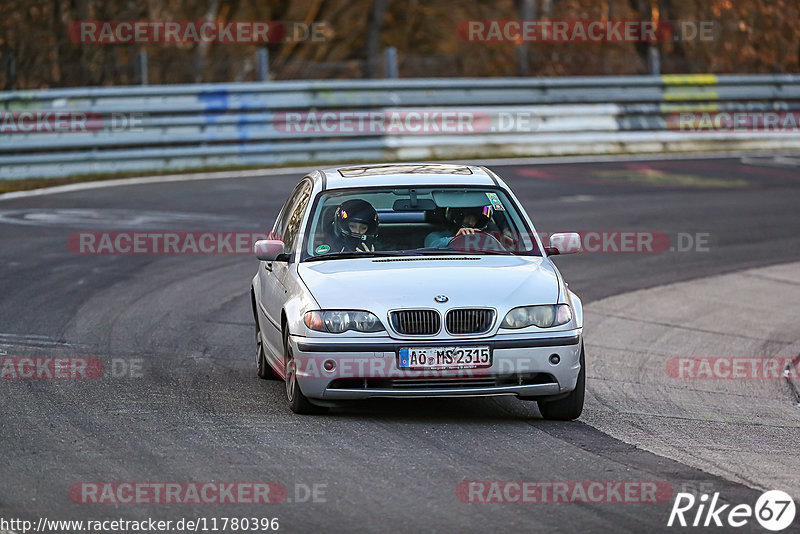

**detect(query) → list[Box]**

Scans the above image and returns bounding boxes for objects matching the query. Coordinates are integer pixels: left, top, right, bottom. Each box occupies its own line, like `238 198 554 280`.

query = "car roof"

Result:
315 163 499 190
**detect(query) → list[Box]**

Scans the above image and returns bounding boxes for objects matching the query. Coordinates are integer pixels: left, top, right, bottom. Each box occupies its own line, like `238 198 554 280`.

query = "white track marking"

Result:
0 166 318 202
557 195 595 202
0 208 237 228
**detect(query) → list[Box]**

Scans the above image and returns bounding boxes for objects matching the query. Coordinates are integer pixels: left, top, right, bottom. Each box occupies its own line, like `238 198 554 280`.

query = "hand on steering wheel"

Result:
448 230 507 252
454 227 478 237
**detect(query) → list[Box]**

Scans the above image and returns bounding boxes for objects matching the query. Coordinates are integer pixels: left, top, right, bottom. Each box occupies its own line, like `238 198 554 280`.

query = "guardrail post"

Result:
138 50 148 86
384 47 398 79
648 45 661 75
3 52 16 90
257 48 270 81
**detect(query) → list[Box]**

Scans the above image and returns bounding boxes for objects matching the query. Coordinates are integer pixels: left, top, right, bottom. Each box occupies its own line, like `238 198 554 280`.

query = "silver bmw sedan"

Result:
251 163 584 419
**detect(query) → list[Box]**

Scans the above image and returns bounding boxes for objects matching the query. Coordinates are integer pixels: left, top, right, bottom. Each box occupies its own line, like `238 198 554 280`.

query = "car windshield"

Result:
301 186 541 260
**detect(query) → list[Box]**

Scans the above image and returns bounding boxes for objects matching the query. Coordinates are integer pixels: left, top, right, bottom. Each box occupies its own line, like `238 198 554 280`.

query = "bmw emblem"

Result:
434 295 448 303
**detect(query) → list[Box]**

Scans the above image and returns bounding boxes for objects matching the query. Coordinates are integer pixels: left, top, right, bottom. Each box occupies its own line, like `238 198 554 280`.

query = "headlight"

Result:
304 310 385 333
500 304 572 329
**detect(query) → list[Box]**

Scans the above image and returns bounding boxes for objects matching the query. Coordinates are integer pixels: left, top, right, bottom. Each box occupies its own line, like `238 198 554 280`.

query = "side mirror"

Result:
254 239 286 261
546 232 581 255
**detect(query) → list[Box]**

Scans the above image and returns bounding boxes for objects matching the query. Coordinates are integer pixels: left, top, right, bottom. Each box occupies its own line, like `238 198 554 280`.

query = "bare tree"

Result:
629 0 655 74
364 0 389 78
515 0 536 76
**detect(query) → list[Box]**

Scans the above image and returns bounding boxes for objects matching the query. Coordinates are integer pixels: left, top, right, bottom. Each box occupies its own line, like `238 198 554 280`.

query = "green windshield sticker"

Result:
315 244 331 254
486 192 505 211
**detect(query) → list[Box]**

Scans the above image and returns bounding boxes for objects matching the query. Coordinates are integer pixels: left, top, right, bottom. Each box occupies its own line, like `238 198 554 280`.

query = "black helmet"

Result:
445 205 493 230
333 199 379 248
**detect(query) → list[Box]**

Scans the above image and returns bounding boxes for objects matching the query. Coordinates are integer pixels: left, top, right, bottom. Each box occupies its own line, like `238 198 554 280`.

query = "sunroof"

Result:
338 164 474 178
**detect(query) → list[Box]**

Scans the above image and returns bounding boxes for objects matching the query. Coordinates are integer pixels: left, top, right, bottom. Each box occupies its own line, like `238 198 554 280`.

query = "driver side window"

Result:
274 180 313 253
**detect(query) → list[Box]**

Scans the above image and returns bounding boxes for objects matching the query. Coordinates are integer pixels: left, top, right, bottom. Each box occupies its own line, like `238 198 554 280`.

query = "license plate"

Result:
397 346 491 369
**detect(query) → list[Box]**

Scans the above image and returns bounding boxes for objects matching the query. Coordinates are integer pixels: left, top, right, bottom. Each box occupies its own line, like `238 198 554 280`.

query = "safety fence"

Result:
2 74 800 179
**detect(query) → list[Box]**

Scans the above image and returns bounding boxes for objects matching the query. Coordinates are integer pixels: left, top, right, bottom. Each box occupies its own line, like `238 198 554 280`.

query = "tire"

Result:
253 289 277 380
256 330 278 380
537 343 585 421
283 327 327 415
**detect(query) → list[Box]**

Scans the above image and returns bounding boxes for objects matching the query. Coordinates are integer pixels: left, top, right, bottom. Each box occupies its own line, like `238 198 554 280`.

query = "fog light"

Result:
323 360 336 372
548 354 560 365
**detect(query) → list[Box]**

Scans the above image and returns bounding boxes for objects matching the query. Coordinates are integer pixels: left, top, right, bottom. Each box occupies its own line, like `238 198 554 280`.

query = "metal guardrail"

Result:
2 74 800 179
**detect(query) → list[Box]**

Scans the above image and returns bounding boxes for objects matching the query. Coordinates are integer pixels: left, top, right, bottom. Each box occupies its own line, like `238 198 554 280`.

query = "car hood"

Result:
298 255 559 310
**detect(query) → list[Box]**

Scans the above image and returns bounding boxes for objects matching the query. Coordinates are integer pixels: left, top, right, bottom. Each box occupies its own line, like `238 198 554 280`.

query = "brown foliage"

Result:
0 0 798 89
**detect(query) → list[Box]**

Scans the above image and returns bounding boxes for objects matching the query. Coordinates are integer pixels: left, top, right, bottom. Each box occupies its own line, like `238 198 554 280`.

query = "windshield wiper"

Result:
469 249 513 255
411 247 512 256
304 251 411 262
304 248 517 262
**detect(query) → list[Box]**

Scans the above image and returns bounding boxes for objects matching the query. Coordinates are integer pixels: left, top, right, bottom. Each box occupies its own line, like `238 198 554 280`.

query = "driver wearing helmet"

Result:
424 205 493 249
330 199 379 253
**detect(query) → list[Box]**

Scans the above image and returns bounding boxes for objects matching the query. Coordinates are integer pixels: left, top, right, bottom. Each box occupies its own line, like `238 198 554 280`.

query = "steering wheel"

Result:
448 231 508 252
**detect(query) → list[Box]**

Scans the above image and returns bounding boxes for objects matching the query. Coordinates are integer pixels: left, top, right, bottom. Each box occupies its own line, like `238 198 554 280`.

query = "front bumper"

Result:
290 330 583 400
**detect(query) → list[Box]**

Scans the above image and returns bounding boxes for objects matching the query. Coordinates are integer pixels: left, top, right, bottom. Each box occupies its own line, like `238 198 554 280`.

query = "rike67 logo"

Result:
668 490 796 531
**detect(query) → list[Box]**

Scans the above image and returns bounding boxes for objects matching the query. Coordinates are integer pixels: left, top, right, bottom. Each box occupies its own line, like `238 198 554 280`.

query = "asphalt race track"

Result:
1 156 799 533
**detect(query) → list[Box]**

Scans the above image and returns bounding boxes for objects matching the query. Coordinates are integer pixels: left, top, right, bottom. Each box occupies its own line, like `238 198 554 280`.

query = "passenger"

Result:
424 205 493 249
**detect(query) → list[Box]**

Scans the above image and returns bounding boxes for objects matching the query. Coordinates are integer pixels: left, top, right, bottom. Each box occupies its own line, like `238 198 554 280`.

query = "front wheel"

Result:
284 327 326 415
255 318 277 379
537 343 585 421
256 334 278 380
